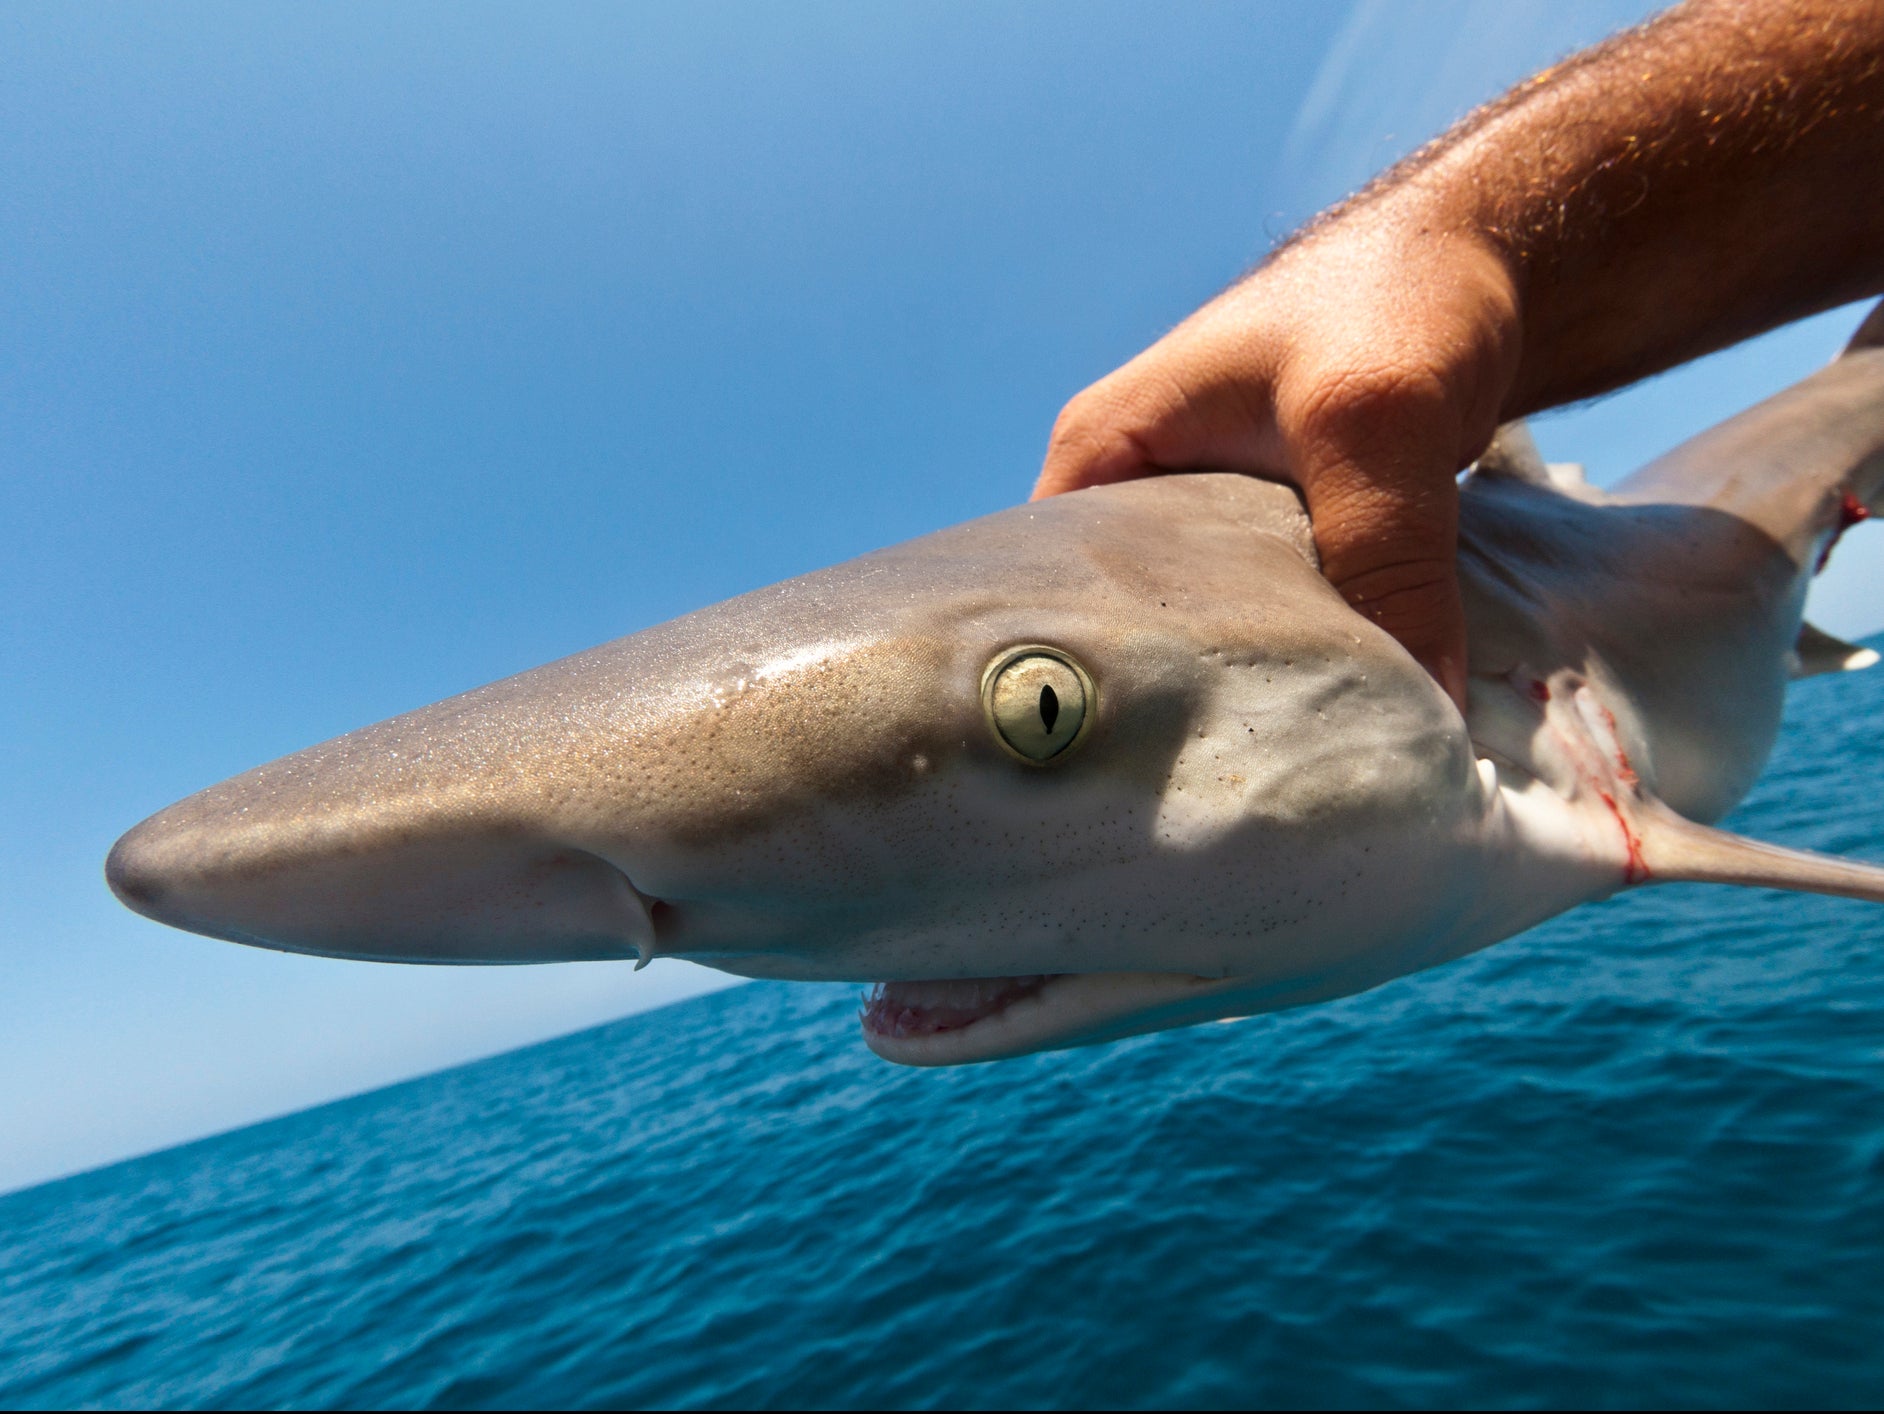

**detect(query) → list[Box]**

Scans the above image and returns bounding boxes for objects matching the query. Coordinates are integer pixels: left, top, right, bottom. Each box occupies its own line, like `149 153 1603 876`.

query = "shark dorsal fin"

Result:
1472 422 1551 484
1791 621 1881 678
1472 422 1600 501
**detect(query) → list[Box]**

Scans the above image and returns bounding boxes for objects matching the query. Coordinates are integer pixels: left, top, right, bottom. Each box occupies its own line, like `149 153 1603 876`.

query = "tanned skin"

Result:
1033 0 1884 708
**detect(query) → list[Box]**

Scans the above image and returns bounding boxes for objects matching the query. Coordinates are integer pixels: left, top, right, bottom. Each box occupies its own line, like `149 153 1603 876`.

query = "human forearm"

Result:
1035 0 1884 708
1366 0 1884 413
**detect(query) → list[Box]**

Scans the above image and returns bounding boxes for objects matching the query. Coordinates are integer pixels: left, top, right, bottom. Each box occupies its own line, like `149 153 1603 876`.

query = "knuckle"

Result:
1041 381 1160 491
1049 386 1100 436
1045 386 1121 461
1044 405 1079 453
1282 361 1455 453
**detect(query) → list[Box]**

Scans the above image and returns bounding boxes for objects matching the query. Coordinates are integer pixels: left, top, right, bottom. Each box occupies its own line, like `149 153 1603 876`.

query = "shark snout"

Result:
105 790 661 965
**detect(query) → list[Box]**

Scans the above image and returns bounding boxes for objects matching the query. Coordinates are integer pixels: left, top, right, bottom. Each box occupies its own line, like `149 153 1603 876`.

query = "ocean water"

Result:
5 652 1883 1410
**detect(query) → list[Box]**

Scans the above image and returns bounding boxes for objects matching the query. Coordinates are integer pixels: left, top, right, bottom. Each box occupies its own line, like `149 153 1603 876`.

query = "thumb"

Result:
1032 374 1174 502
1295 450 1470 713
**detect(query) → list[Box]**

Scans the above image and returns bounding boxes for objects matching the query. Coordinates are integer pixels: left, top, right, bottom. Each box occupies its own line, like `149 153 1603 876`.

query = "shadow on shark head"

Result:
110 306 1884 1065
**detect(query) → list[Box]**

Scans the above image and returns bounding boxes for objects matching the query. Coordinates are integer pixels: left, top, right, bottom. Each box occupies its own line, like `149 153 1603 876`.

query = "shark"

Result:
107 305 1884 1066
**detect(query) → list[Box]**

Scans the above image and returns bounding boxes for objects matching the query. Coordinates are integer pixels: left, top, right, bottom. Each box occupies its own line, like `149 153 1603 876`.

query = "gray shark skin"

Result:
108 306 1884 1066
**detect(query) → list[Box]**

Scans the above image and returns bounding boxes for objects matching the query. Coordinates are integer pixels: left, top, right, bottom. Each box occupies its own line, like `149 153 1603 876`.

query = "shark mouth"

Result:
861 975 1056 1040
859 970 1235 1067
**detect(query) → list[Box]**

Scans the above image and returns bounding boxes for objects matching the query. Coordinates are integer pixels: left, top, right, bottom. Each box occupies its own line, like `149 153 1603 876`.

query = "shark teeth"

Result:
861 976 1054 1039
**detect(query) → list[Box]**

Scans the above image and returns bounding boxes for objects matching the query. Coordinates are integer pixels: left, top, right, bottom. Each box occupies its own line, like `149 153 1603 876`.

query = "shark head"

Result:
109 475 1504 1064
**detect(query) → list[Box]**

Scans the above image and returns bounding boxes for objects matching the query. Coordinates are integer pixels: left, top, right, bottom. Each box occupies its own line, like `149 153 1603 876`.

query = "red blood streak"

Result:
1599 790 1651 884
1817 491 1872 573
1596 702 1640 788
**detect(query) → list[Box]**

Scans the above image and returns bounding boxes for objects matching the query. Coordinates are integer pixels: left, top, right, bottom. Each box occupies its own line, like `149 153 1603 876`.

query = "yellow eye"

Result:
981 646 1094 765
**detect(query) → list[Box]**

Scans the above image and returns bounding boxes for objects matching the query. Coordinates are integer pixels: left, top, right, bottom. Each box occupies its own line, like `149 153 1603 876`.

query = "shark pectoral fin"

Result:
1790 620 1881 678
1638 803 1884 904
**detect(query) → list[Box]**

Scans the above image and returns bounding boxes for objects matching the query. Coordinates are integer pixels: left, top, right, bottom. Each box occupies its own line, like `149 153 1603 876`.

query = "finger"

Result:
1290 409 1471 711
1308 479 1469 710
1032 418 1150 500
1033 376 1166 501
1033 333 1279 500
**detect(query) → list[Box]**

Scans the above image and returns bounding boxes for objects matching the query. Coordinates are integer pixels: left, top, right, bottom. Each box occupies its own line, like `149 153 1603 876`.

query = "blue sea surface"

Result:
5 651 1884 1409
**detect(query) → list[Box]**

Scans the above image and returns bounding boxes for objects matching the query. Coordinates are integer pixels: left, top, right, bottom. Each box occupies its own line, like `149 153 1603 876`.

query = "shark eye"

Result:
981 646 1094 765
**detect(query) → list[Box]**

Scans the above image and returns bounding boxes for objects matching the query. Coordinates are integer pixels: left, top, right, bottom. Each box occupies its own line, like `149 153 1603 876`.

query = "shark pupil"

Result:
1039 684 1059 733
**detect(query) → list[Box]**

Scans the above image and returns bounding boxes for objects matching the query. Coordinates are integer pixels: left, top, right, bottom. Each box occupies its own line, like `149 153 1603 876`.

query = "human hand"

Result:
1034 210 1523 712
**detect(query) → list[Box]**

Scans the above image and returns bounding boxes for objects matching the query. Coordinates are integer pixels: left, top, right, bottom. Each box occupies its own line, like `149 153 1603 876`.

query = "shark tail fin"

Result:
1641 803 1884 904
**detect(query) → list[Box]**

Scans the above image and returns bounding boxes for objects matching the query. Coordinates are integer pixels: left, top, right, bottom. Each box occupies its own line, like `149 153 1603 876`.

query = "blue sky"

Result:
5 1 1878 1194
